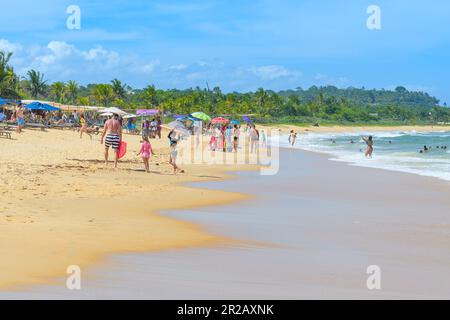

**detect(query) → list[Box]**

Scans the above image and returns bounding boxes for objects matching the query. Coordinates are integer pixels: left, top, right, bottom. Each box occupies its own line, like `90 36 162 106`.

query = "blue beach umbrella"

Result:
0 98 6 105
25 102 60 111
242 116 251 124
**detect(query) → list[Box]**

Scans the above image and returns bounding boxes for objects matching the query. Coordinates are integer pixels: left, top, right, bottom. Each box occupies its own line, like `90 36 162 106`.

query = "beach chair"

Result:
0 127 12 139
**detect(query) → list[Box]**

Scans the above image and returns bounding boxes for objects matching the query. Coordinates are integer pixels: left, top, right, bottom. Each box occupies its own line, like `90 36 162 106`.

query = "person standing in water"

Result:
288 130 297 146
100 114 122 168
362 136 374 158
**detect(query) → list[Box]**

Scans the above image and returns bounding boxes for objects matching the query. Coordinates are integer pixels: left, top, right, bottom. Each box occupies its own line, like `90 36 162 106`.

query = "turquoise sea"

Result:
282 131 450 182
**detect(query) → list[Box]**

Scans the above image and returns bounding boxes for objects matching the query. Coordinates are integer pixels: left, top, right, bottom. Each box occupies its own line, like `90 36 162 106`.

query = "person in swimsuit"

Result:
288 130 297 146
362 136 374 158
79 113 92 140
260 129 267 148
100 114 122 168
249 124 260 154
137 136 154 173
232 125 240 152
142 120 150 139
156 114 162 139
16 105 25 134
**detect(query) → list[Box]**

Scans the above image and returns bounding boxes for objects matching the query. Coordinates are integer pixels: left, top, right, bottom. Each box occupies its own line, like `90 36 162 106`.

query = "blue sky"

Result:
1 0 449 103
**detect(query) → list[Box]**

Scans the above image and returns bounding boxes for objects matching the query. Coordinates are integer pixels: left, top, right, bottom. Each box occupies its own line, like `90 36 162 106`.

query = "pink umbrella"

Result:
211 117 230 124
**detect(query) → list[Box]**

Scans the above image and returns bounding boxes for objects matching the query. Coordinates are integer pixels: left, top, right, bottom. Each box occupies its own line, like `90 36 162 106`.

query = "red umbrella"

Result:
211 117 230 124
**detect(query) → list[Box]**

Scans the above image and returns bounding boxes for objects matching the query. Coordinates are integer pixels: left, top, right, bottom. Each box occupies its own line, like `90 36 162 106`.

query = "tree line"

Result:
1 50 449 124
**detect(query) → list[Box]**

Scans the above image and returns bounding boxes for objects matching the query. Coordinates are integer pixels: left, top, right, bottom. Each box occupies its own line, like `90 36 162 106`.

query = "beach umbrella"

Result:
167 121 190 136
122 114 137 119
231 119 240 125
99 107 127 116
242 116 251 124
211 117 230 125
190 112 211 122
0 98 6 106
25 102 60 111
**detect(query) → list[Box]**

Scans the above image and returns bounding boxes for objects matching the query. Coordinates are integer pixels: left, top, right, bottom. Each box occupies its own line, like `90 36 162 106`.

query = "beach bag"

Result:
118 141 127 159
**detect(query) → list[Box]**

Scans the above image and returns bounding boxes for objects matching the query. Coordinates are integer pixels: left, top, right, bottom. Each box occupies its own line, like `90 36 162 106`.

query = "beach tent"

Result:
0 98 19 106
99 107 127 116
21 100 101 112
190 112 211 122
25 102 60 111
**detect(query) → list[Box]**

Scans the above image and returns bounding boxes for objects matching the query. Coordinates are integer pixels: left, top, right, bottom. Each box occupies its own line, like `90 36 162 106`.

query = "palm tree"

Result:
111 79 127 100
0 50 20 98
66 80 78 104
92 84 115 107
255 88 269 115
27 69 47 99
140 85 158 107
51 82 66 103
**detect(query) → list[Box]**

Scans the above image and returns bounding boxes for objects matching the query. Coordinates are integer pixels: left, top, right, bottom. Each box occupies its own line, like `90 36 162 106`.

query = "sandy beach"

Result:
1 147 450 299
1 125 450 298
0 128 254 290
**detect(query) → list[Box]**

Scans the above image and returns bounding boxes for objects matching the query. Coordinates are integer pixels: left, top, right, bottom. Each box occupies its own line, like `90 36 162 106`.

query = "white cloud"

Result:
169 64 188 71
135 60 161 74
250 65 301 81
0 39 23 53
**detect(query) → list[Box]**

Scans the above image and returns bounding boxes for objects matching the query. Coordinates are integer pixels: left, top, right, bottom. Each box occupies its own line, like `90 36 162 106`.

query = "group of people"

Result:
100 113 182 174
208 123 266 154
420 145 448 154
141 116 162 140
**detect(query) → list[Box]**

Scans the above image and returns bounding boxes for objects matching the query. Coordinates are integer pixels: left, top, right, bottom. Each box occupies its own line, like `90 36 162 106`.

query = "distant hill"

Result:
277 86 440 109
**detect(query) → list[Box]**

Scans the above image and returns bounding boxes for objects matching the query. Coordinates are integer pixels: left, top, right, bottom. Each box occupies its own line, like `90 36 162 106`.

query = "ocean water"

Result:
280 131 450 182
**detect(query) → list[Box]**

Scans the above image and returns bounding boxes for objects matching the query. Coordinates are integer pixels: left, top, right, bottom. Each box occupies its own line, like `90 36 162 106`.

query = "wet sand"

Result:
2 148 450 299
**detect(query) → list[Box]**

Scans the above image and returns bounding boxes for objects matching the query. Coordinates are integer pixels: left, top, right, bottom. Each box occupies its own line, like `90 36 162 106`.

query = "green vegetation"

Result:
1 50 449 125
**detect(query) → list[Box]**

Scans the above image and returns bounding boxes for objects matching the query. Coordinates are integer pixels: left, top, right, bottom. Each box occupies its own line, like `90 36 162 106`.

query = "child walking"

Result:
137 136 153 173
169 141 184 174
